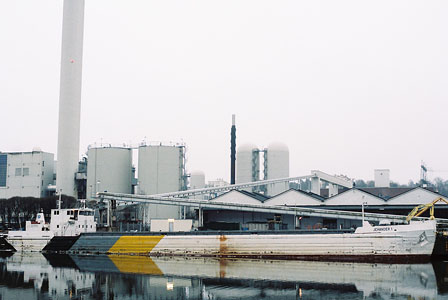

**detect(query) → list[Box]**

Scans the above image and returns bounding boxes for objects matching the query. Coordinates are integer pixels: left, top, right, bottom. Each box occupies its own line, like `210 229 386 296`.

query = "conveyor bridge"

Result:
99 192 448 225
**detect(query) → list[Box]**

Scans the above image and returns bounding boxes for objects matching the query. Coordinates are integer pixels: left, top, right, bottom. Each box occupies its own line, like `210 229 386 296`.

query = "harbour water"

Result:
1 252 448 299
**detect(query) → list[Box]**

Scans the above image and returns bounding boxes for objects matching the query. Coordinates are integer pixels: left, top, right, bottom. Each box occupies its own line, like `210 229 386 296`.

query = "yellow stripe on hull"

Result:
108 255 164 275
108 235 164 254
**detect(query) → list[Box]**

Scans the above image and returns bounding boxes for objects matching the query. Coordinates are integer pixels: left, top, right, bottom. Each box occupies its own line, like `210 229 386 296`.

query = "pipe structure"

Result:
98 192 448 224
230 114 236 184
56 0 85 197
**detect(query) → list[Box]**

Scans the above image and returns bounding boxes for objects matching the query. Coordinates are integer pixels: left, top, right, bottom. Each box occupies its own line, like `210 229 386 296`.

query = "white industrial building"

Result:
86 146 133 200
199 185 448 231
0 150 54 199
374 169 390 187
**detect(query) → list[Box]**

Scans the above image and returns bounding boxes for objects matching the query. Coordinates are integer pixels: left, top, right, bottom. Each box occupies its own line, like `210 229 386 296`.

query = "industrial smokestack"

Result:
230 114 236 184
56 0 85 198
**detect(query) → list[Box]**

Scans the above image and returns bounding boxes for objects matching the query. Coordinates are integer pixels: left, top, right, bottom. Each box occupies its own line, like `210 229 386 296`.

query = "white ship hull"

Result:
97 220 437 260
7 235 53 252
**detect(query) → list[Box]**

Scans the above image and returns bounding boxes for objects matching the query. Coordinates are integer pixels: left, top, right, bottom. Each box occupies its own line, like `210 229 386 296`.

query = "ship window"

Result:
15 168 22 176
57 225 59 228
80 211 93 216
23 168 29 176
0 154 7 187
67 211 70 215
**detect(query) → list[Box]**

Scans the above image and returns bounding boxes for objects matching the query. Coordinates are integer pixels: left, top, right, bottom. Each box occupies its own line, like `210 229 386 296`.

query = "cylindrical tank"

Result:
236 144 259 183
190 170 205 190
138 145 184 195
236 143 259 190
266 142 289 196
86 147 132 200
138 145 185 221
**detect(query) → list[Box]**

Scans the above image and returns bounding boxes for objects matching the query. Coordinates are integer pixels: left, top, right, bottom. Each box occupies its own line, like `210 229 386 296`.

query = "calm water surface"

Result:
0 252 448 300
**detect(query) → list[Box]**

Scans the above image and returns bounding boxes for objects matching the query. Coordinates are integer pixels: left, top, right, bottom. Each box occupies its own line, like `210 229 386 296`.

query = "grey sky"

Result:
1 1 447 184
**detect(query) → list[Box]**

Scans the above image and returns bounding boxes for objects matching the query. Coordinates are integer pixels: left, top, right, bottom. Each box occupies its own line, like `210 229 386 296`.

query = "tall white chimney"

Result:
56 0 85 197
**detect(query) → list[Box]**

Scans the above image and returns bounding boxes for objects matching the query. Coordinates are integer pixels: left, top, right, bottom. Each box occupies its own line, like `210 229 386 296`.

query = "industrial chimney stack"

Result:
230 114 236 184
56 0 85 198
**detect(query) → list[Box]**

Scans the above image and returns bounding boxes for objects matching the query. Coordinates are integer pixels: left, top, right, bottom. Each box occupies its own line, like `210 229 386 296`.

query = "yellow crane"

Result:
406 197 448 222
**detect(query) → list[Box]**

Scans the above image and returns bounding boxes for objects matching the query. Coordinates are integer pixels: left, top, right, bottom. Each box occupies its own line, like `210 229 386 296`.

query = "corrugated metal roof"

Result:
359 187 436 200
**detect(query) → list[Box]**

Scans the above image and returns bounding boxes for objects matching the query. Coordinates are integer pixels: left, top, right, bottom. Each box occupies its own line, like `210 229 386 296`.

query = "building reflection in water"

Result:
0 252 447 299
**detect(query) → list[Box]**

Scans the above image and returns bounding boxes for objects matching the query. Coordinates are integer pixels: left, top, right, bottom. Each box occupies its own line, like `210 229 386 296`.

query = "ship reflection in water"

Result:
0 252 448 300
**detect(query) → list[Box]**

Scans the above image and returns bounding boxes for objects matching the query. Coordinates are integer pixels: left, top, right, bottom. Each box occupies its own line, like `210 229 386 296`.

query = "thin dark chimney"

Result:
230 114 236 184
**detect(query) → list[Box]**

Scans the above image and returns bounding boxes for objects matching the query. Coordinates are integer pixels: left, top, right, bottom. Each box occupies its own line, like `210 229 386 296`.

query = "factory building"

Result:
374 169 390 187
200 185 448 231
86 146 133 200
0 150 54 199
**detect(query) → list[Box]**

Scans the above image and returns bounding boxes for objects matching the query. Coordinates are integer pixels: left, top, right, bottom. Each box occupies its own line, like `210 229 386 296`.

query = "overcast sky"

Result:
1 1 447 184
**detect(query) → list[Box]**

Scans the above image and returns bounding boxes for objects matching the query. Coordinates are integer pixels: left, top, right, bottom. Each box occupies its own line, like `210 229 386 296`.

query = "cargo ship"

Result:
37 219 437 262
6 207 96 252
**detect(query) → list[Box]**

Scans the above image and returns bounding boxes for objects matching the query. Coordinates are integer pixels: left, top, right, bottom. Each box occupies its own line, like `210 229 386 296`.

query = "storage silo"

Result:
236 143 259 192
265 142 289 196
86 147 133 200
138 145 185 195
138 144 186 221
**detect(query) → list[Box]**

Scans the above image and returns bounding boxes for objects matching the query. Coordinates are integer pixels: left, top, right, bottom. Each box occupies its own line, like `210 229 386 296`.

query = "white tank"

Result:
138 145 185 195
138 145 186 222
190 170 205 189
86 147 132 200
236 144 259 193
266 142 289 196
236 143 259 184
